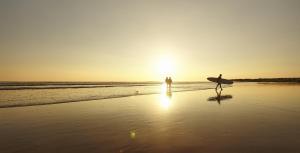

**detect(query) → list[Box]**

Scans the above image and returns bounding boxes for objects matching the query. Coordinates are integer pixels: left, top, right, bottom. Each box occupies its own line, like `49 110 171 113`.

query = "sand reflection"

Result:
160 84 172 109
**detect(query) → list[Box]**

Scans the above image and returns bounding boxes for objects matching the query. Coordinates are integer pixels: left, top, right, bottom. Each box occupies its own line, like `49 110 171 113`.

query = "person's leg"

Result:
220 84 223 90
215 84 218 90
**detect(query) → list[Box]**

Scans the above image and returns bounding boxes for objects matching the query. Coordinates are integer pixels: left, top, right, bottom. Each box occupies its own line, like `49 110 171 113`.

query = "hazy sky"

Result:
1 0 300 81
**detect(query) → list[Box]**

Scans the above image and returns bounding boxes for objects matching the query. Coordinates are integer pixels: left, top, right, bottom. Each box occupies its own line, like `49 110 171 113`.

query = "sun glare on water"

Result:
159 83 173 110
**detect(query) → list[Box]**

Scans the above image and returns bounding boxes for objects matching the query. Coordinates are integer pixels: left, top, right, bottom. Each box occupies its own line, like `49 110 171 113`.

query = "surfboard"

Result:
207 77 234 84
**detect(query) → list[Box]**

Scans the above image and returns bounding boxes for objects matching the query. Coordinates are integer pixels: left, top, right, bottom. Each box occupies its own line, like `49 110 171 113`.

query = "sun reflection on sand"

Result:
159 83 172 110
160 94 171 109
161 83 167 93
130 130 136 139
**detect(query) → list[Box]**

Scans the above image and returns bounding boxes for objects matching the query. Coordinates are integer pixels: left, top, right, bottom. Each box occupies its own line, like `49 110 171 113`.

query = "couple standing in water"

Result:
165 77 173 88
165 77 173 97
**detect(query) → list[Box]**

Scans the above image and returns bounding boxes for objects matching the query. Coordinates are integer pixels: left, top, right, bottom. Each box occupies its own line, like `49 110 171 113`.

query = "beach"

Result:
0 83 300 153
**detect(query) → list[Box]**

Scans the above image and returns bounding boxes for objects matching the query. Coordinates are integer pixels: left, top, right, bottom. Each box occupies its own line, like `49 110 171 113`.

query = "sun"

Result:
156 56 176 78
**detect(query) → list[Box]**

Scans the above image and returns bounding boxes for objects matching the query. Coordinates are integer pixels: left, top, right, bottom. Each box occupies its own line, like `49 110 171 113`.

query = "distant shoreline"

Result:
0 78 300 85
231 78 300 83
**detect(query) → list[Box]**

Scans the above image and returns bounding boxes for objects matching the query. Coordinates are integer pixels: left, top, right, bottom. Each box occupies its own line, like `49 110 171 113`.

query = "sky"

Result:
0 0 300 81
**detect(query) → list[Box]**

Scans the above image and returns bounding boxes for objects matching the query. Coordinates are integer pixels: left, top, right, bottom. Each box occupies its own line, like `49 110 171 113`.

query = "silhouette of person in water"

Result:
168 77 173 88
165 77 173 88
215 74 223 90
165 77 169 87
164 77 173 97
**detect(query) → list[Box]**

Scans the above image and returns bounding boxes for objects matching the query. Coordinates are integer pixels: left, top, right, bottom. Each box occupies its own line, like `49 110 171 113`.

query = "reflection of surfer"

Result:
215 74 223 90
207 90 233 105
215 89 222 104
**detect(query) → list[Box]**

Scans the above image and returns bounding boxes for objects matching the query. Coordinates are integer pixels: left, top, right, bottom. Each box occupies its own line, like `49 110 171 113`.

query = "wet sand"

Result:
0 83 300 153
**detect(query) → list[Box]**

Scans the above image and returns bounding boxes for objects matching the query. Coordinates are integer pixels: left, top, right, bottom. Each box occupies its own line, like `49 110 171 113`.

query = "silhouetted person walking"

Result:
215 74 223 90
165 77 169 87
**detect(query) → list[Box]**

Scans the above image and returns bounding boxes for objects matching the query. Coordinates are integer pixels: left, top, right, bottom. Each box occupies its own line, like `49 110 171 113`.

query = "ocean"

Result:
0 82 226 108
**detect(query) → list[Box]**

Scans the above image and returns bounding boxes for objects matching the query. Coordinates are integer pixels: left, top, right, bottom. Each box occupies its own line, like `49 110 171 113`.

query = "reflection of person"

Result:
216 89 222 104
166 86 172 97
215 74 223 90
207 89 233 105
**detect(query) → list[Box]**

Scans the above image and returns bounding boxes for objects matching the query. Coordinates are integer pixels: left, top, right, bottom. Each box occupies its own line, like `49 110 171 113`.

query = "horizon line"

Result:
0 77 300 83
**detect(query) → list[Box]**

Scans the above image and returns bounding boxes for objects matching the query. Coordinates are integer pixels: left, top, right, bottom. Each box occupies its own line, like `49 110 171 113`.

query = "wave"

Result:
0 87 218 108
0 81 207 90
0 84 158 90
0 92 156 108
0 82 231 108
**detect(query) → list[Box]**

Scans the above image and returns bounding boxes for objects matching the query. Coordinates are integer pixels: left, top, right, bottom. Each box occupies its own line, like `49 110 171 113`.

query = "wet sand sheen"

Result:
0 83 300 153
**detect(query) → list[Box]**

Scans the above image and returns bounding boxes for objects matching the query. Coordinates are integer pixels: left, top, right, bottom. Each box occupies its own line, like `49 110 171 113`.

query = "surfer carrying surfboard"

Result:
207 74 233 90
216 74 223 90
